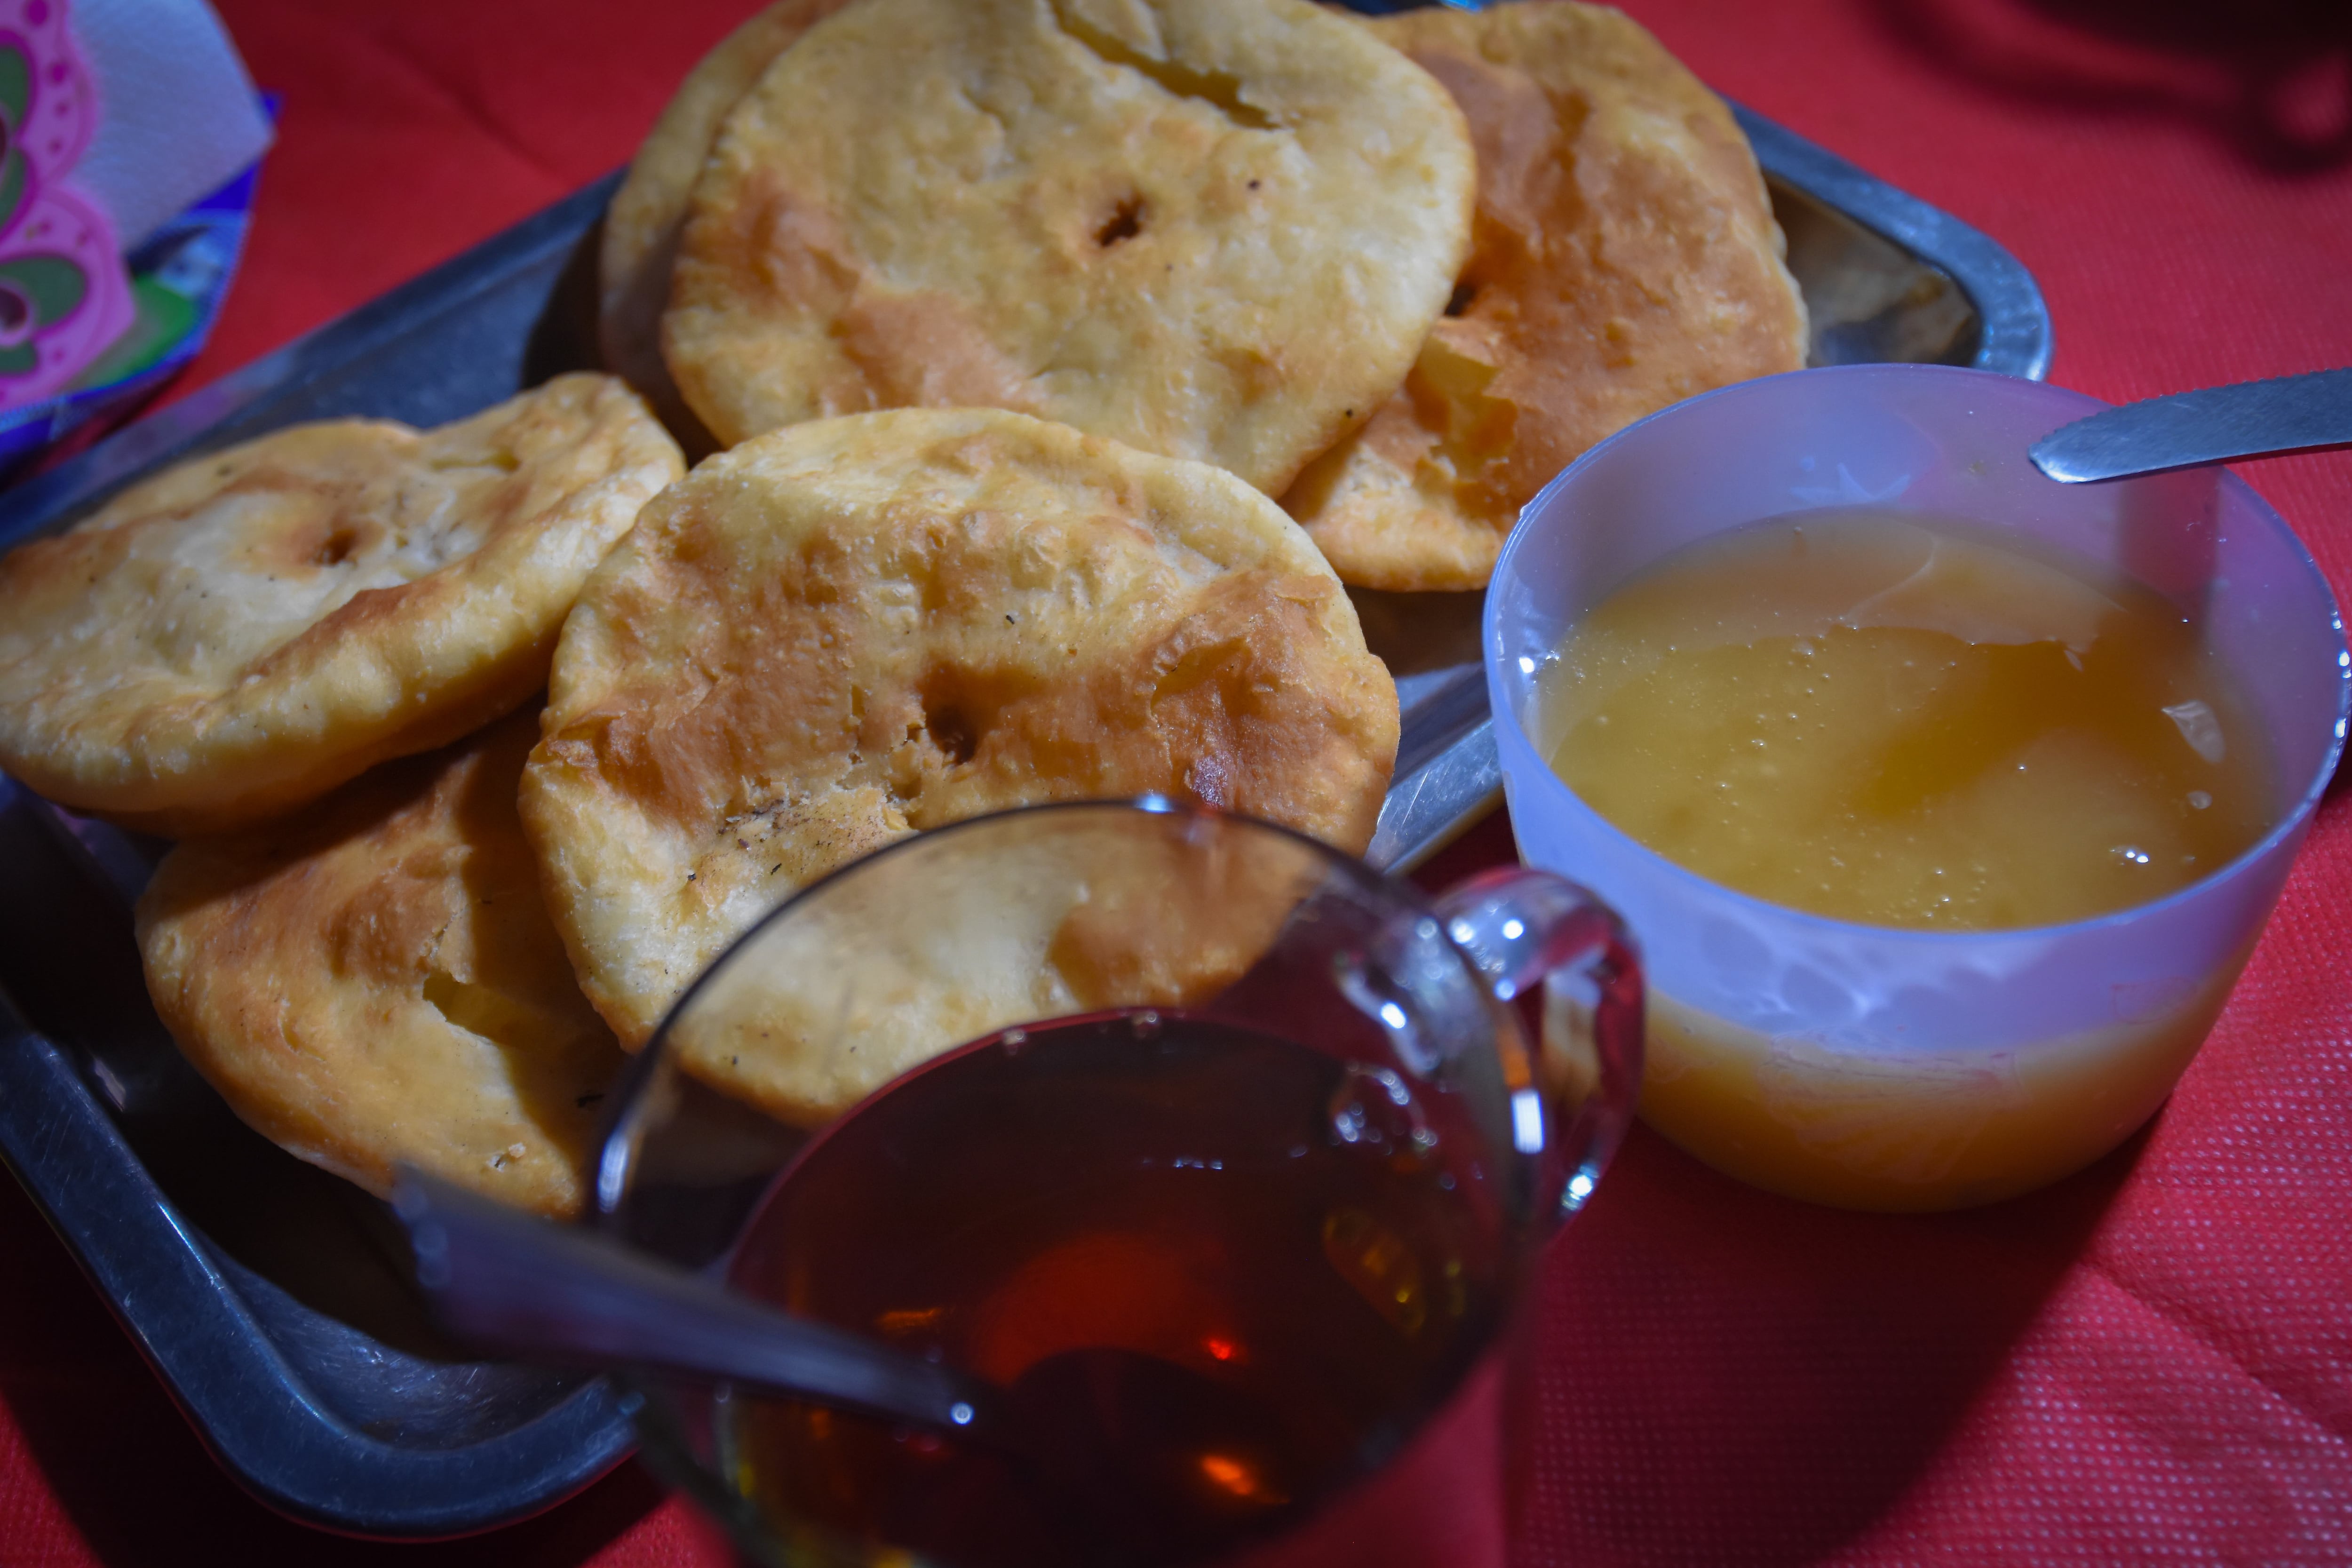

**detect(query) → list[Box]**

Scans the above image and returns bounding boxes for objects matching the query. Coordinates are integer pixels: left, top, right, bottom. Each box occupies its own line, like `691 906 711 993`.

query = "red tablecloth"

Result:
4 0 2348 1562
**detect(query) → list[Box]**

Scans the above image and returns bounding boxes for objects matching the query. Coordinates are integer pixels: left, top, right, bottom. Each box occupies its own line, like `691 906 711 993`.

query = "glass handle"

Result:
1434 868 1645 1221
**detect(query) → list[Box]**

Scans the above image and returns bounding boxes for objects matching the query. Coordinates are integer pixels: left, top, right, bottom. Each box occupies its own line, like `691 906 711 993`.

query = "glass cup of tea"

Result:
1485 363 2350 1212
591 797 1643 1568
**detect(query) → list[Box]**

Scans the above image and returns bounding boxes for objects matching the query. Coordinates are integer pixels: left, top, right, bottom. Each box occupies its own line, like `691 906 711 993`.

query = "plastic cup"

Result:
1485 364 2350 1211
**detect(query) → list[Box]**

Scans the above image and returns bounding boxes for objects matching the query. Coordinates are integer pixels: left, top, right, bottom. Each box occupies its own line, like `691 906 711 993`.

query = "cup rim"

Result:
1482 361 2352 949
641 795 1410 1054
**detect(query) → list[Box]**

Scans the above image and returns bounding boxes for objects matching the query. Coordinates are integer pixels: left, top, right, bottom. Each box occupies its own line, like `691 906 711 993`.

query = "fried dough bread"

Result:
598 0 859 438
665 805 1326 1125
661 0 1475 495
0 374 683 834
520 408 1398 1060
137 711 625 1217
1283 1 1808 590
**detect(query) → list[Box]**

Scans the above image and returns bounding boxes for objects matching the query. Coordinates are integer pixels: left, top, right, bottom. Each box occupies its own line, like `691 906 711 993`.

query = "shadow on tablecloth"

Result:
1515 1120 2136 1564
1866 0 2352 174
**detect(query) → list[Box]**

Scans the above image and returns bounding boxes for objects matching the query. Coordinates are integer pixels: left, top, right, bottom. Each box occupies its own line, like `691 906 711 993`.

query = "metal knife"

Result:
2031 366 2352 483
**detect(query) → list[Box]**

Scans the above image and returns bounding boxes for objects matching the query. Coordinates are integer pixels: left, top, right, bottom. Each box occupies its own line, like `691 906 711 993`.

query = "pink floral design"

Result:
0 0 130 410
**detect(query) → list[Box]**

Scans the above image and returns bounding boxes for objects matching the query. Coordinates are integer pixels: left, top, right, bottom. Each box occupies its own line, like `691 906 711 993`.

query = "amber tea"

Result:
722 1011 1514 1568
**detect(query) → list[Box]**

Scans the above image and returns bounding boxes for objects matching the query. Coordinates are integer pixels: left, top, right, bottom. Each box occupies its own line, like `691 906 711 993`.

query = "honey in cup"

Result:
1536 511 2275 930
1485 366 2351 1214
1534 509 2273 1208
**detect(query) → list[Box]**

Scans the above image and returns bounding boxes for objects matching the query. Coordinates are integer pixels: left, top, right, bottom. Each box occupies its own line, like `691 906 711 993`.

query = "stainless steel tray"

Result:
0 95 2048 1537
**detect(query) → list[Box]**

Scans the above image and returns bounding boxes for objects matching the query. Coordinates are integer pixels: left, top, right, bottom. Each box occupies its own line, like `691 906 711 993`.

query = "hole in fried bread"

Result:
428 450 522 475
1444 281 1478 318
313 527 361 567
917 669 983 766
425 968 572 1051
1097 196 1146 247
925 704 980 766
1048 2 1277 130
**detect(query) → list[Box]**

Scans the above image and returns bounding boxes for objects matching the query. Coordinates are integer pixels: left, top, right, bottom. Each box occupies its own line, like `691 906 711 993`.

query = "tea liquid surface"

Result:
724 1012 1510 1568
1534 509 2276 929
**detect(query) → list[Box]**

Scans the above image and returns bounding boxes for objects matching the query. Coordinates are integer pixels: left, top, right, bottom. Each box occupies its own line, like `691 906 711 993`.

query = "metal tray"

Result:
0 98 2049 1537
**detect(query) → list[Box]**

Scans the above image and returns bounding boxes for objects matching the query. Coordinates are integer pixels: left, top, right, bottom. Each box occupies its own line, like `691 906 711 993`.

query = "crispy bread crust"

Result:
657 807 1326 1125
661 0 1474 495
136 711 624 1217
521 408 1398 1052
0 374 683 834
1283 1 1808 591
597 0 859 440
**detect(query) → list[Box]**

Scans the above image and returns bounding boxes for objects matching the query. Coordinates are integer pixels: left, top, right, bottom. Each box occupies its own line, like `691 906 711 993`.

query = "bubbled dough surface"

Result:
0 373 683 834
1283 1 1808 591
520 407 1398 1059
136 710 625 1218
661 0 1475 496
668 808 1322 1126
597 0 858 438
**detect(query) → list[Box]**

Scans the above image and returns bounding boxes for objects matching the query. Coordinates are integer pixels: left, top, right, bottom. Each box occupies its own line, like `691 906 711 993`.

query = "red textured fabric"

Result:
3 0 2348 1563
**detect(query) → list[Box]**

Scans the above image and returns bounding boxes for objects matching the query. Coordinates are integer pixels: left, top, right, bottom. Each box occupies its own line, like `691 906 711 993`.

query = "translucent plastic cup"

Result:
1486 365 2350 1211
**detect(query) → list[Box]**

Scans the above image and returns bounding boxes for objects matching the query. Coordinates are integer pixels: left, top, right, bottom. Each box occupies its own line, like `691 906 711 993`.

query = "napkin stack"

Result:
0 0 270 452
73 0 272 252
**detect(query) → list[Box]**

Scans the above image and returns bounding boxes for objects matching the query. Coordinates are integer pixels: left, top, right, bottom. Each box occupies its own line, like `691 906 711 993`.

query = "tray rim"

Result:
1732 102 2054 383
0 940 639 1537
0 100 2053 1538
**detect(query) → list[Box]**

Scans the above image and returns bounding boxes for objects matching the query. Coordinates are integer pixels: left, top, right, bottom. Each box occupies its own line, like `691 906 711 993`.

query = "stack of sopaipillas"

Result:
0 0 1804 1218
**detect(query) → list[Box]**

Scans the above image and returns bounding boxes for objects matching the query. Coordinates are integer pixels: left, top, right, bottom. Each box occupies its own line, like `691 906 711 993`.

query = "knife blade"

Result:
2030 366 2352 483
